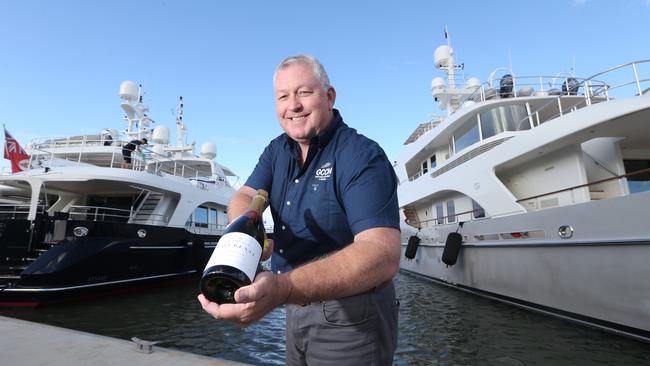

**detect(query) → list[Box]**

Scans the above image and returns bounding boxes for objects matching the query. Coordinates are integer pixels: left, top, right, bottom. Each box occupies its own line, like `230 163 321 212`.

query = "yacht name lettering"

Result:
87 275 108 282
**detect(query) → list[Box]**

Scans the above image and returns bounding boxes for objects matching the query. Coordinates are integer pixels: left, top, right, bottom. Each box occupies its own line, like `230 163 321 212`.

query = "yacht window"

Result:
218 210 228 229
194 206 209 228
453 116 480 154
448 138 454 157
624 159 650 193
436 204 444 225
447 200 456 223
430 155 437 169
472 199 486 219
209 208 218 229
480 104 529 139
421 160 428 174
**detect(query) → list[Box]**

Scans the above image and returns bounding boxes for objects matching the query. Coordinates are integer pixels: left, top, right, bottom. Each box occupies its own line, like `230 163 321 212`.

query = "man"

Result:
121 138 147 169
198 55 401 365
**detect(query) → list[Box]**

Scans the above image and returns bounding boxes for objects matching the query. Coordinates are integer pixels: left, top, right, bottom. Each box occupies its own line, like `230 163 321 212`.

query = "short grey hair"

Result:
273 54 332 91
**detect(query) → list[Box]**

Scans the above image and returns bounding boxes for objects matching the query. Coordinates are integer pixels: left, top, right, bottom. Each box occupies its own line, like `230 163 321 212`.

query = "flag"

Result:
3 126 30 173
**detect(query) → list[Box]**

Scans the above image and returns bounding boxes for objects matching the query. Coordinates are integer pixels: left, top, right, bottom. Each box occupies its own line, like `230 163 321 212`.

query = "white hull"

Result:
400 191 650 341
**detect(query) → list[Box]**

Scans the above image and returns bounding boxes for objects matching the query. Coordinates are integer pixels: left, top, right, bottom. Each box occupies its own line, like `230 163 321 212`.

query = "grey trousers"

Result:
285 281 399 366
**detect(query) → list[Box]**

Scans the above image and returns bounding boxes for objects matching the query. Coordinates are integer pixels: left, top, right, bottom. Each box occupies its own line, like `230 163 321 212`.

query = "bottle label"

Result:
204 232 262 283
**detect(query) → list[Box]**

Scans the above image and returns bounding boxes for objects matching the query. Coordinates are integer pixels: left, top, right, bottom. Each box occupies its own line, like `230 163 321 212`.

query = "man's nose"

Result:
288 95 302 110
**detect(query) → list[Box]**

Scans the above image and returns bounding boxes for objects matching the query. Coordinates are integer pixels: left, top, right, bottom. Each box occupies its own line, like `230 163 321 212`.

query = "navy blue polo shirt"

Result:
245 110 399 273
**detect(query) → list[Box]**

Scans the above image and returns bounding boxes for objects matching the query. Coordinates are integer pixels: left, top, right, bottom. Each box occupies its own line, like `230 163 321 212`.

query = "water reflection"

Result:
1 273 649 365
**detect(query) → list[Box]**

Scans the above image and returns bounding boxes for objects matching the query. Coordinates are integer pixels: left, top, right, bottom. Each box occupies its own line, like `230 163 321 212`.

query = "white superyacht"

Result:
396 34 650 341
0 81 236 305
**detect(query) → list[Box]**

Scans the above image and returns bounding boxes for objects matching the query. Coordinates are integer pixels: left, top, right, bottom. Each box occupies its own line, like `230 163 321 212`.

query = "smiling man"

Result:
198 55 401 365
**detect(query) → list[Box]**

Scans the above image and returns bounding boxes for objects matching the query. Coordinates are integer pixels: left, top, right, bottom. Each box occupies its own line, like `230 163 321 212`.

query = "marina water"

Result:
1 272 648 365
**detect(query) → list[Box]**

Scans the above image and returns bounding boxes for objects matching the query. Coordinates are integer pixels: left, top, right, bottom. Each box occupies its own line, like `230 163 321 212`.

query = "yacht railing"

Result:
0 203 42 219
26 138 231 186
185 221 226 235
408 208 486 228
515 167 650 205
406 167 650 228
69 205 133 222
0 203 170 225
450 60 650 115
68 205 167 224
28 138 144 170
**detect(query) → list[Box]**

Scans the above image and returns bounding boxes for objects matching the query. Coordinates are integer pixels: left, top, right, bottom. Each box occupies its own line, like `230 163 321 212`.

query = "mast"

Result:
176 96 186 148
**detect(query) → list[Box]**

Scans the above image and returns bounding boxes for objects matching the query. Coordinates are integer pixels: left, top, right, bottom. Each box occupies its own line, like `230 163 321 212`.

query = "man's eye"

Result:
298 90 312 96
277 95 288 101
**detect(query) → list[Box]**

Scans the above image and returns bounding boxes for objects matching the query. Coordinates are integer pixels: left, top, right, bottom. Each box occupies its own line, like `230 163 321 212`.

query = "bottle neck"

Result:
248 190 268 215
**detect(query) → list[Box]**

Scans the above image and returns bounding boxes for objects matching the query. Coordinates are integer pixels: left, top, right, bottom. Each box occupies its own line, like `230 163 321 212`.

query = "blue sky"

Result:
1 0 649 182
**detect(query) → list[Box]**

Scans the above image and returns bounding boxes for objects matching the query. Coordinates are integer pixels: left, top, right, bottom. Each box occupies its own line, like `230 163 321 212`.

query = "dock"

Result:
0 316 250 365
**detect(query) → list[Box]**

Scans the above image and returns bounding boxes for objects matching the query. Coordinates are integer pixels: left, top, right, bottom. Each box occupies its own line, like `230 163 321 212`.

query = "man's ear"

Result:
327 87 336 110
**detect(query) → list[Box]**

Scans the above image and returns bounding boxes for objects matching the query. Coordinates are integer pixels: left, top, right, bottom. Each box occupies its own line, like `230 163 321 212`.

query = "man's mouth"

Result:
288 113 309 122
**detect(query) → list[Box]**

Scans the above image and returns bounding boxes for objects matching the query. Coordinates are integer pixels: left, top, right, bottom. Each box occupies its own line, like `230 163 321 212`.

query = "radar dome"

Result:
431 77 445 90
433 45 452 69
466 78 481 90
200 142 217 160
119 81 139 102
101 128 118 138
152 125 170 144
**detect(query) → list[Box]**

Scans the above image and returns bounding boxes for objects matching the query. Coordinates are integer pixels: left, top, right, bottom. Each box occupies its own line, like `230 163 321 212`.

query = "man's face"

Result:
274 63 335 145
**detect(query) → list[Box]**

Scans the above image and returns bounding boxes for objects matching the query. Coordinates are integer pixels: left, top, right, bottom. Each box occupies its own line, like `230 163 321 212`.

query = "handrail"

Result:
68 204 168 224
185 221 227 234
448 60 650 116
407 167 650 227
27 138 231 184
0 204 46 219
515 167 650 203
407 208 485 227
582 60 650 83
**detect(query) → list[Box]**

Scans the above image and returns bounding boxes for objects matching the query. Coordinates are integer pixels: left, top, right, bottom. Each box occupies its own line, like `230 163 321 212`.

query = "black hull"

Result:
0 219 218 307
0 271 199 307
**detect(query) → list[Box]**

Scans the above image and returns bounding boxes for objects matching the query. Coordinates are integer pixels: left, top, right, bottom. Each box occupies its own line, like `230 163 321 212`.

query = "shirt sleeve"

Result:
337 144 400 235
244 142 275 192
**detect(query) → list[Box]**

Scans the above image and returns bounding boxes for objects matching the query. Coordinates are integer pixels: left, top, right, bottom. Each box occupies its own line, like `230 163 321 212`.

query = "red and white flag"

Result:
3 126 30 173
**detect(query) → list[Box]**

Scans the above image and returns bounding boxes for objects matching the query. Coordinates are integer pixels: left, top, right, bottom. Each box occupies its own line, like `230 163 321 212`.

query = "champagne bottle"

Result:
200 189 269 304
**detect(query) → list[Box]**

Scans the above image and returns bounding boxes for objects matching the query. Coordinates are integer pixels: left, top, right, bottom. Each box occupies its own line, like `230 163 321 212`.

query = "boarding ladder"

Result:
403 205 421 229
130 191 164 225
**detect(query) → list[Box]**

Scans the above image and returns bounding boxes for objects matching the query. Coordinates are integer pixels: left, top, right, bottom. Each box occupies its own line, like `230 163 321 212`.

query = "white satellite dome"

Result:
433 45 453 69
431 77 445 90
431 77 446 99
152 125 170 144
466 77 481 90
119 80 139 102
200 142 217 160
101 128 118 138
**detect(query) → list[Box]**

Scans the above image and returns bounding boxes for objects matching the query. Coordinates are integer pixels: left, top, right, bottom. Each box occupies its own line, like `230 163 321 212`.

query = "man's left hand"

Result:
198 271 291 326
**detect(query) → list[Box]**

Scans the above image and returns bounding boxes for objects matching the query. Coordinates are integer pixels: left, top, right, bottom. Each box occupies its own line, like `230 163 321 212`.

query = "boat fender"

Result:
404 235 420 260
442 232 462 266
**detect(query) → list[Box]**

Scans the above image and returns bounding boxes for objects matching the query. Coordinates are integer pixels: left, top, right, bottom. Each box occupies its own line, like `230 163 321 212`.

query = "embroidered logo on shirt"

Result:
315 162 333 181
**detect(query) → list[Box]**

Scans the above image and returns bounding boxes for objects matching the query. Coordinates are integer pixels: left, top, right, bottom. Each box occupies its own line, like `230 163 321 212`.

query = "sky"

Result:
1 0 649 183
